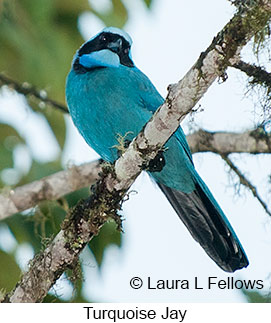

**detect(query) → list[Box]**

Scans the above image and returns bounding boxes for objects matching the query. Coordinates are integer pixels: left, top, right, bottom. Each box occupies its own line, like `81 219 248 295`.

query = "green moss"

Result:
195 2 271 79
250 126 271 151
61 161 125 258
112 132 133 156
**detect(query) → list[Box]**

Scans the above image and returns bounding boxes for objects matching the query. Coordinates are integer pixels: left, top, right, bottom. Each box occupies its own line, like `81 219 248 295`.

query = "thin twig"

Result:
0 73 69 113
0 160 102 221
221 154 271 216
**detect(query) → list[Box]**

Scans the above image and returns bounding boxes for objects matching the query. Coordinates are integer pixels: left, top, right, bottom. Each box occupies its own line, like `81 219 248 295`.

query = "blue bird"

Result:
66 27 249 272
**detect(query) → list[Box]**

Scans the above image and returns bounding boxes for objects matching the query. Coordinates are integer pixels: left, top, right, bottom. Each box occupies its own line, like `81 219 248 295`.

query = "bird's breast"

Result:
66 68 152 162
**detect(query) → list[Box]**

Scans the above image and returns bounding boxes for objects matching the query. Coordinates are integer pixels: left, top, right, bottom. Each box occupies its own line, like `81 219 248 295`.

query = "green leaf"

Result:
0 145 13 170
111 0 128 27
0 123 24 170
0 249 21 292
5 200 66 253
97 0 128 28
5 214 42 252
143 0 153 8
65 187 90 208
89 221 122 267
0 0 85 101
0 0 159 301
43 294 64 303
35 200 66 238
0 123 23 143
242 289 271 303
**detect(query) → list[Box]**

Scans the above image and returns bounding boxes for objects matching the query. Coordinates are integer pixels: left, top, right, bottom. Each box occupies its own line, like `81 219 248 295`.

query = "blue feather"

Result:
66 28 249 272
79 50 120 69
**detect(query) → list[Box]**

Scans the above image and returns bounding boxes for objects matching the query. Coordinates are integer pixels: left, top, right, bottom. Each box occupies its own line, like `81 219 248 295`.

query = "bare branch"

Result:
188 126 271 216
3 0 271 303
2 167 122 303
0 161 101 221
0 73 69 113
187 127 271 155
0 127 269 222
221 154 271 216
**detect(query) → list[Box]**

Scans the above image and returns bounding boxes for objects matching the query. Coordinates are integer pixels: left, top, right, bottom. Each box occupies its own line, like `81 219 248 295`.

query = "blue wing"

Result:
124 67 249 272
66 64 249 272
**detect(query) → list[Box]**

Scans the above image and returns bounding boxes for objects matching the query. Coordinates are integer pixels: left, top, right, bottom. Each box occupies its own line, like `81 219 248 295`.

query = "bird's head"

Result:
73 27 134 72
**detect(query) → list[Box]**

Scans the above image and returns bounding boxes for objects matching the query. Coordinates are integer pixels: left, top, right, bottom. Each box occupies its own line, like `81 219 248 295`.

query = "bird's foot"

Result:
123 139 131 149
143 149 166 173
113 132 133 157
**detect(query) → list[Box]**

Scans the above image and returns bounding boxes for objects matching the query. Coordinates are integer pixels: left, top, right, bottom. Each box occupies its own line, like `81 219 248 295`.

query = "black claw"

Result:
116 139 132 157
147 150 166 172
124 139 131 148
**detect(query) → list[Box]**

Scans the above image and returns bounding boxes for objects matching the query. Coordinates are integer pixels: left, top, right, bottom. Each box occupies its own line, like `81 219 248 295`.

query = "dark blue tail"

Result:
158 176 249 272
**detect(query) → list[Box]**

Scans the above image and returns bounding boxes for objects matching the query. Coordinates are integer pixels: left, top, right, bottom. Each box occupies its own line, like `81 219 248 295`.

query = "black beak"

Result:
107 38 122 53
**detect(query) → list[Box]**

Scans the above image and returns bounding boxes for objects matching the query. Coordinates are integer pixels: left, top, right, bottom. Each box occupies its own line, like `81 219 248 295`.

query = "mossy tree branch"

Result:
188 126 271 216
2 0 271 303
0 161 102 221
0 127 270 222
187 126 271 155
232 60 271 88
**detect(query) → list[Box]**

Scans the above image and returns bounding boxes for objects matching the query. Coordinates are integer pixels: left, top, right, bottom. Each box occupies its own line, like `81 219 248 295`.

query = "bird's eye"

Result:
100 34 107 42
124 48 129 54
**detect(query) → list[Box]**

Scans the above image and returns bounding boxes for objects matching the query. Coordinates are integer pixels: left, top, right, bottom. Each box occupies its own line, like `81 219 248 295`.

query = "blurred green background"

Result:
0 0 152 302
0 0 269 302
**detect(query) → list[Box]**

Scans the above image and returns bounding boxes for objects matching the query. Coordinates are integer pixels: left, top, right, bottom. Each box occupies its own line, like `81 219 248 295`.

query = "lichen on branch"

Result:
3 0 271 303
